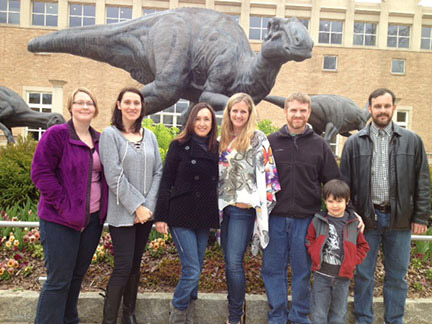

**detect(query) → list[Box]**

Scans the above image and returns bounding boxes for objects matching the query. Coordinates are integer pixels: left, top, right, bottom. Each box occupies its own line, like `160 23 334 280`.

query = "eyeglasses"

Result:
73 101 95 107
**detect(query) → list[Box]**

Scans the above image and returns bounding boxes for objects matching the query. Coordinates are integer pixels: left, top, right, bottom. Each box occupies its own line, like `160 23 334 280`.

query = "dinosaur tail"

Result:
263 95 286 109
27 19 148 68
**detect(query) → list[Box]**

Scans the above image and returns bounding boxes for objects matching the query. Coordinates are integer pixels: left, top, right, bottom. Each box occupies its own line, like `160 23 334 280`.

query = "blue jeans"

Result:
311 272 350 324
170 227 210 310
354 210 411 324
35 212 103 324
261 215 312 324
221 206 256 324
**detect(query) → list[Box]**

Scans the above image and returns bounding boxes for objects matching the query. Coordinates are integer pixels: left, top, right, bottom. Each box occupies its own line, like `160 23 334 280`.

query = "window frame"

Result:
391 58 405 75
249 15 272 41
323 55 338 71
421 25 432 50
319 19 344 45
69 3 96 27
0 0 20 24
25 91 53 140
106 5 132 24
387 24 410 49
353 21 377 46
32 1 58 27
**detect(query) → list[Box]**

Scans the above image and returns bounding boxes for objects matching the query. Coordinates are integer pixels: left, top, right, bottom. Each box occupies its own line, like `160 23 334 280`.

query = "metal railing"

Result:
0 221 431 240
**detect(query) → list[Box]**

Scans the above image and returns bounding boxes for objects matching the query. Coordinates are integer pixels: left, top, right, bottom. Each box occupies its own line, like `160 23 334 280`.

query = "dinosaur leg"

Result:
0 122 15 143
324 123 338 143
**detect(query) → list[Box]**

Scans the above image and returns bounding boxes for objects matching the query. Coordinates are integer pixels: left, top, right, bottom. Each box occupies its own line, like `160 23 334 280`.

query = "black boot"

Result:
121 273 140 324
102 284 125 324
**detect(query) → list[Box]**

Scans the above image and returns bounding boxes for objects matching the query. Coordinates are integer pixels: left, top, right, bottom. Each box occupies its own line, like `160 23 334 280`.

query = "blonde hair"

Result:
284 92 311 110
67 87 99 118
219 93 257 153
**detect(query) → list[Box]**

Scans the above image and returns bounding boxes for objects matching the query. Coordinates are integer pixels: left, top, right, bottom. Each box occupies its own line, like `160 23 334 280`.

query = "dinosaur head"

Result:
261 17 314 63
47 113 66 128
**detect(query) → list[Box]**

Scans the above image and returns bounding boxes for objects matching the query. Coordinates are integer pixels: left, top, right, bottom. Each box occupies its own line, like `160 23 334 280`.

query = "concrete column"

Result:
169 0 179 10
240 0 250 38
95 0 105 25
412 6 423 51
57 0 68 29
206 0 215 10
132 0 143 19
378 1 389 49
48 80 68 115
20 0 30 27
276 0 284 18
344 0 355 47
310 0 321 43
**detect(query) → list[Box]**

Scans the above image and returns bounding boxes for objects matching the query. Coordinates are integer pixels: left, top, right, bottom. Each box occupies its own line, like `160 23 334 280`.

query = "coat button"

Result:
191 159 196 164
194 176 200 180
196 192 201 197
185 146 190 150
211 176 216 181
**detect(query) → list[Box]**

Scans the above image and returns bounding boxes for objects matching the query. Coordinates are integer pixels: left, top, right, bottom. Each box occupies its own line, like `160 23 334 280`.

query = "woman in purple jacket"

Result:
31 87 108 324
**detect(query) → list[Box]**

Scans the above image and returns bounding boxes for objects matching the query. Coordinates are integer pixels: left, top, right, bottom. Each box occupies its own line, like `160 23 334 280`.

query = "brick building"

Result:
1 0 431 156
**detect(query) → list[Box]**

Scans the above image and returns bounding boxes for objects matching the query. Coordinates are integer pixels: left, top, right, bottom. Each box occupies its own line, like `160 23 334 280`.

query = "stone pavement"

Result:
1 290 432 323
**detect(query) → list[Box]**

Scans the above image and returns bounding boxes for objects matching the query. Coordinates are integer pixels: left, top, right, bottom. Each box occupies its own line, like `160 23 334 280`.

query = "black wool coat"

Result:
153 137 219 229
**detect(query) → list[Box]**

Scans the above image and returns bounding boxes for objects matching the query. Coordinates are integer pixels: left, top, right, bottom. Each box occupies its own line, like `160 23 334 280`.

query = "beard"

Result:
372 113 392 127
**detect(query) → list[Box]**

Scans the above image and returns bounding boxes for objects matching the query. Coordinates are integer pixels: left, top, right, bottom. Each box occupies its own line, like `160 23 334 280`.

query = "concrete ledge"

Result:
1 290 432 323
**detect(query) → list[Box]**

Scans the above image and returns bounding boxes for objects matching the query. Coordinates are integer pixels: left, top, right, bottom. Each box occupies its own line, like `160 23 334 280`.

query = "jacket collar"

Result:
359 121 403 139
67 119 99 146
278 124 313 138
183 136 218 160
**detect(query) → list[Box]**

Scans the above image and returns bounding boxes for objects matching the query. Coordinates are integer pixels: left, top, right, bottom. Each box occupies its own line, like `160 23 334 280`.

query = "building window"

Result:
70 3 95 27
319 20 343 44
421 26 432 50
0 0 20 24
393 108 411 129
299 18 309 30
106 6 132 24
323 55 337 71
387 24 410 48
26 92 53 140
353 22 377 46
32 1 58 26
249 16 271 40
391 59 405 74
228 14 239 24
148 99 189 128
143 8 162 15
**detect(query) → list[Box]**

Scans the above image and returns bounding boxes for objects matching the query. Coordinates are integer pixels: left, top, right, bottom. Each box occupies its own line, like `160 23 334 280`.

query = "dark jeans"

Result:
107 222 152 287
35 212 103 324
311 272 350 324
220 205 256 324
354 210 411 324
170 227 210 310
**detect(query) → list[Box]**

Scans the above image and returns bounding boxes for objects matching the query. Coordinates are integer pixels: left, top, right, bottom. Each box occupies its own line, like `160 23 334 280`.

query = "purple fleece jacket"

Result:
31 120 108 231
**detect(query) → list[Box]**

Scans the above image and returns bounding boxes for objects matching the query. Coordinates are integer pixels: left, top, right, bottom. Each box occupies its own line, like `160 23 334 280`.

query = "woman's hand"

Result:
155 221 168 234
355 212 365 233
134 205 152 224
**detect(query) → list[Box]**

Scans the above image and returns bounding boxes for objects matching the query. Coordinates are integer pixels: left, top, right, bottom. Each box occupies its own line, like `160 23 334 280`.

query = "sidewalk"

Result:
1 290 432 323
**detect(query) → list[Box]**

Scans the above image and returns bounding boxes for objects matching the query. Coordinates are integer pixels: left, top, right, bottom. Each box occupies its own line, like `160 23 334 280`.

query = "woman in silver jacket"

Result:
100 87 162 324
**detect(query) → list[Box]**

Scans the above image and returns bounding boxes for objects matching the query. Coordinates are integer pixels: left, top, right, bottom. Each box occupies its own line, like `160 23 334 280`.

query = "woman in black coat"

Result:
154 102 219 324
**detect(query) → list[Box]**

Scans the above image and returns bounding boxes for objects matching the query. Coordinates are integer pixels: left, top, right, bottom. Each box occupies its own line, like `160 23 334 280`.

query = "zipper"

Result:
83 147 94 230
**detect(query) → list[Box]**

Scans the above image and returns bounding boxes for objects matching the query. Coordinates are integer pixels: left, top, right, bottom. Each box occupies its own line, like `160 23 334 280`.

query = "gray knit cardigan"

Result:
99 126 162 227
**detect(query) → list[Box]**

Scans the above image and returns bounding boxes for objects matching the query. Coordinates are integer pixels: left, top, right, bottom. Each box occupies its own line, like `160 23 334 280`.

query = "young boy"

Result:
305 179 369 324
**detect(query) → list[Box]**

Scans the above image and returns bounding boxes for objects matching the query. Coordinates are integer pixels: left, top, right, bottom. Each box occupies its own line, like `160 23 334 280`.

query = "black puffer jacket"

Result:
340 123 430 230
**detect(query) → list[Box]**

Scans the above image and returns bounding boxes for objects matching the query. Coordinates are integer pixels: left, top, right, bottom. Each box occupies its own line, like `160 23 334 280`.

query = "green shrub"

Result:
0 136 39 209
142 119 180 161
257 119 279 136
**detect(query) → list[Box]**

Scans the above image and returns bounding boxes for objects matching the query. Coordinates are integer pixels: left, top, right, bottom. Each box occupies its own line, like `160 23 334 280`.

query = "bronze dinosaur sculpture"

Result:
265 94 370 142
28 8 313 114
0 86 65 143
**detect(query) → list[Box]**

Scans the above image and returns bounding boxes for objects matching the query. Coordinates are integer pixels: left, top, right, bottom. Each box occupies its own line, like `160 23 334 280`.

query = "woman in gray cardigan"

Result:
99 87 162 324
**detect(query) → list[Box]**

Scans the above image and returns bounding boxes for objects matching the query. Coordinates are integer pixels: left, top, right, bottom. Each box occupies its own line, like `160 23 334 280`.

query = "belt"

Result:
374 204 390 213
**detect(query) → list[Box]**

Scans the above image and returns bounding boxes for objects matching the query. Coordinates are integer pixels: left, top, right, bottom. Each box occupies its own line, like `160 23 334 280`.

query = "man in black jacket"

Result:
261 92 341 324
340 88 430 324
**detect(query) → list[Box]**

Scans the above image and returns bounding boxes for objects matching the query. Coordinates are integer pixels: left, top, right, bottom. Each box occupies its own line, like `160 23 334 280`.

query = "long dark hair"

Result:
111 87 146 133
176 102 218 152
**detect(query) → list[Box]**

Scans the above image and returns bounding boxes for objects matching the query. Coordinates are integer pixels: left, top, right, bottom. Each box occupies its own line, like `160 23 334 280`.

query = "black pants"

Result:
108 222 152 286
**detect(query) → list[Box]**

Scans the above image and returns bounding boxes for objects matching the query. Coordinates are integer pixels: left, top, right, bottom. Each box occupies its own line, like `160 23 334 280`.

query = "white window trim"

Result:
24 88 54 140
69 3 95 27
106 6 132 24
391 58 405 75
0 0 20 24
323 55 338 71
393 106 412 129
353 21 377 46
